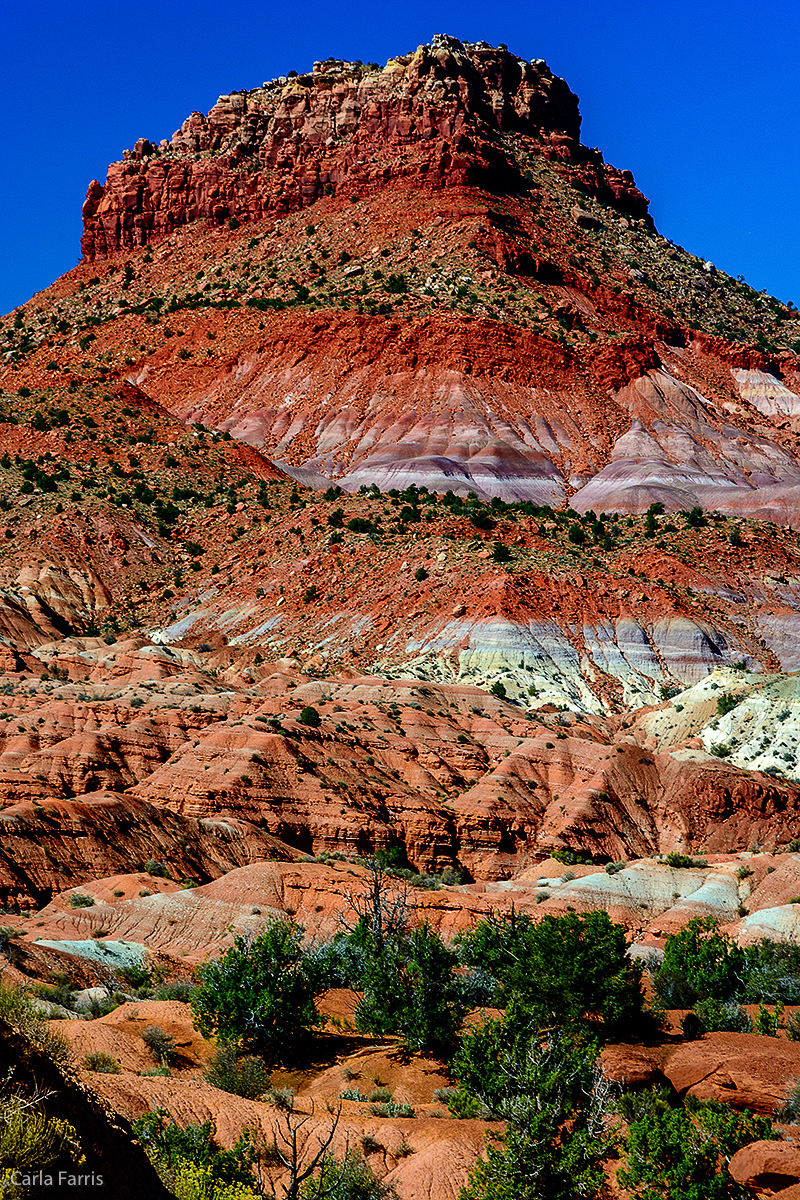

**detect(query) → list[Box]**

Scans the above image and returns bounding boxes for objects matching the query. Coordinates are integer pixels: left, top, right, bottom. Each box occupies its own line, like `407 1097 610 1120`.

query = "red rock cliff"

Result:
81 35 649 259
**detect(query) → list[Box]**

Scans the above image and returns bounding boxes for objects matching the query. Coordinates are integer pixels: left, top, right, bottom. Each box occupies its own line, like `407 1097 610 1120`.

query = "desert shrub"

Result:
191 920 325 1064
653 917 745 1008
753 1002 784 1037
154 978 196 1003
456 909 646 1037
680 1010 705 1040
615 1085 674 1126
741 939 800 1004
355 923 467 1054
369 1101 415 1118
459 967 498 1008
133 1108 258 1197
692 998 752 1034
33 981 74 1009
299 705 321 727
264 1085 295 1111
299 1149 398 1199
716 692 739 716
459 1025 613 1200
490 681 507 699
142 1024 178 1065
171 1160 259 1199
665 852 708 869
145 860 170 877
204 1044 270 1100
776 1078 800 1122
618 1094 773 1199
83 1051 121 1073
0 1089 82 1197
68 892 95 908
307 934 366 990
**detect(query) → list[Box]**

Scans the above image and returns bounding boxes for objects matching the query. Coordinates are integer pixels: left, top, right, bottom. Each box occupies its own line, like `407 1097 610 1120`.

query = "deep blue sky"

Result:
2 0 797 315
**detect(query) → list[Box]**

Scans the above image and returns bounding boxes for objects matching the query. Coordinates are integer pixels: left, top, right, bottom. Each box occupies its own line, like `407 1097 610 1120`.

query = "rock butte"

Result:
3 31 800 1199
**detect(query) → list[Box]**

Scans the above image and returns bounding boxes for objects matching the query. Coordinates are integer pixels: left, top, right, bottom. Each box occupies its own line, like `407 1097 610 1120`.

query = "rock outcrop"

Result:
664 1032 800 1114
81 37 648 259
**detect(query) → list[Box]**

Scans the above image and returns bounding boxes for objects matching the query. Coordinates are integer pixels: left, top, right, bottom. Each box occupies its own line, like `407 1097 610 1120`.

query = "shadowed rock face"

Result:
0 1016 172 1199
81 36 648 260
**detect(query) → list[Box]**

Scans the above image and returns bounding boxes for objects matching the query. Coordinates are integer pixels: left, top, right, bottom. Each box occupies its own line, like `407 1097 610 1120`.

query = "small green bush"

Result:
654 917 744 1008
692 997 752 1034
142 1024 178 1065
191 919 325 1064
299 705 321 727
204 1043 270 1099
68 892 95 908
0 1090 82 1189
300 1151 397 1199
665 852 707 869
777 1078 800 1122
369 1101 415 1118
83 1052 121 1073
619 1095 772 1197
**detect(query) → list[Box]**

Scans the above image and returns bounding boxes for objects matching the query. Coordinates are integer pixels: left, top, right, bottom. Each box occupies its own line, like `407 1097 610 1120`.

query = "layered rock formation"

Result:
81 37 647 259
4 38 800 1200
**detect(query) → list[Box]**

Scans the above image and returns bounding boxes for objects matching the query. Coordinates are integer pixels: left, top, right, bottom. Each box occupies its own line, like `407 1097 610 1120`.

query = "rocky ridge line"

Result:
81 35 649 258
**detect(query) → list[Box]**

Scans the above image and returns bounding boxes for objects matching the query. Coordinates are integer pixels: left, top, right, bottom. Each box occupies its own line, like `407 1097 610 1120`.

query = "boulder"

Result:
729 1140 800 1193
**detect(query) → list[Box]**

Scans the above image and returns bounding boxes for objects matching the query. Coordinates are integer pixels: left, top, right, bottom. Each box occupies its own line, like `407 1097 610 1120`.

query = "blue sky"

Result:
2 0 798 315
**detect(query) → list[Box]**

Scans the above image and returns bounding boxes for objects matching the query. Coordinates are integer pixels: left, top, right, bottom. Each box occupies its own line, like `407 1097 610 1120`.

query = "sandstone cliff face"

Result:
81 36 647 258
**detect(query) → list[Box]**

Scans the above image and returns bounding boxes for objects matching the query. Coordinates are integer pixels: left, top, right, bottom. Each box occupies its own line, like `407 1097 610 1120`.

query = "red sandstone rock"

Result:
81 39 648 260
664 1033 800 1115
600 1044 665 1089
729 1140 800 1193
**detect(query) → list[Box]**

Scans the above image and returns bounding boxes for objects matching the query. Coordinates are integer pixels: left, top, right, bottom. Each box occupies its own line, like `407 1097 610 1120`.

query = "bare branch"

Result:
339 856 414 951
267 1099 342 1200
